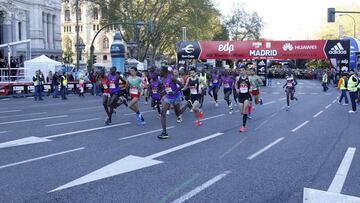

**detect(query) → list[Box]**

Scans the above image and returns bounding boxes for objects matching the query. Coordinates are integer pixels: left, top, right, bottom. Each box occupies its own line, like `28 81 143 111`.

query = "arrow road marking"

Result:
170 171 231 203
0 122 131 149
0 148 84 169
50 132 224 192
304 148 359 202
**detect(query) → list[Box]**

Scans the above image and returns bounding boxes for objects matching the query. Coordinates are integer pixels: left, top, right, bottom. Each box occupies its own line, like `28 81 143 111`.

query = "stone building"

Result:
0 0 62 62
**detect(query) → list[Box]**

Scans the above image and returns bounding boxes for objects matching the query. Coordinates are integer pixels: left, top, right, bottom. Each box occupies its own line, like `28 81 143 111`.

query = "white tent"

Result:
128 58 145 71
24 55 62 81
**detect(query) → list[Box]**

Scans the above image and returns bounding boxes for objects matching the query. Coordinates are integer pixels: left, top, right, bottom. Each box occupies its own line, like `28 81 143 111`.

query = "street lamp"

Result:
339 14 356 38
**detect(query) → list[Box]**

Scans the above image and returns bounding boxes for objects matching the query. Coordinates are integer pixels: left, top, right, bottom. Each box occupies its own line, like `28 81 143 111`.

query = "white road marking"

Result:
325 93 333 95
254 120 268 131
299 93 306 95
0 148 84 169
325 104 332 109
247 137 284 160
0 112 47 119
0 131 8 134
278 97 286 101
45 118 101 127
291 121 310 132
45 122 131 139
0 115 68 126
313 111 323 118
124 109 155 116
147 132 224 159
272 92 280 94
2 98 10 101
219 138 246 159
201 114 225 121
50 132 224 192
332 99 337 103
0 110 21 114
263 101 276 106
69 106 100 111
328 147 356 193
170 171 231 203
311 93 319 95
119 126 175 140
270 113 278 118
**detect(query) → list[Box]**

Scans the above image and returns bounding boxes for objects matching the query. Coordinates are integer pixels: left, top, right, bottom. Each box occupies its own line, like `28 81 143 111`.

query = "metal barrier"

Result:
0 67 27 81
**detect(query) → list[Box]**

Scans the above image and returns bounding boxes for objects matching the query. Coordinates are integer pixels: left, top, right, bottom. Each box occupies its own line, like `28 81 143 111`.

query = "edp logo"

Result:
218 42 234 54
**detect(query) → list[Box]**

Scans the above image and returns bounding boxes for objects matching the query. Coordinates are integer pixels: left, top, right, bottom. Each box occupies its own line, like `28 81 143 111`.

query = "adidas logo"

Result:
283 43 293 51
329 42 347 54
258 60 266 66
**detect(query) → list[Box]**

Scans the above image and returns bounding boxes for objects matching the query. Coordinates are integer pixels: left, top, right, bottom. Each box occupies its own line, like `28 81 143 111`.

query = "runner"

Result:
208 69 221 107
183 67 204 126
127 67 145 126
141 72 150 104
199 68 208 110
150 72 163 119
235 67 252 132
158 66 188 139
104 67 121 125
99 71 111 124
249 68 263 105
222 69 234 114
283 74 298 111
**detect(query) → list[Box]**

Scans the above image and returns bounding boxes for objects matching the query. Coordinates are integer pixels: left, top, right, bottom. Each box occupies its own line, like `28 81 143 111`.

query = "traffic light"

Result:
93 55 97 64
328 8 335 22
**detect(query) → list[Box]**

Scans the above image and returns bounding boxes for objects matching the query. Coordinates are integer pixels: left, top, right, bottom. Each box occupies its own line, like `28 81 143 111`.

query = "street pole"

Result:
182 27 187 41
339 14 356 38
75 0 80 70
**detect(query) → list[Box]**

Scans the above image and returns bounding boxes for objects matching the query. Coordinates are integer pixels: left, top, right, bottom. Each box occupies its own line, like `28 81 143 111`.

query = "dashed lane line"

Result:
247 137 284 160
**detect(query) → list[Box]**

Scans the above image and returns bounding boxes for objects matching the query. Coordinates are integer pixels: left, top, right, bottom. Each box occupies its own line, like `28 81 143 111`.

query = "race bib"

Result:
130 86 139 95
103 84 108 89
152 88 158 94
287 82 293 87
224 83 230 88
110 82 115 89
165 86 173 94
240 84 248 93
213 79 218 83
190 86 198 94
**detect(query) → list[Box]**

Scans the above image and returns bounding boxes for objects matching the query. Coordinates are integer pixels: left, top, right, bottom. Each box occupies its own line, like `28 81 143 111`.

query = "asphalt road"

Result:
0 79 359 203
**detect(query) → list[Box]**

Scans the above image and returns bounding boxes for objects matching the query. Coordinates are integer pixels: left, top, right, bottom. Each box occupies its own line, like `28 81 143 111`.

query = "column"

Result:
43 13 48 49
48 14 54 50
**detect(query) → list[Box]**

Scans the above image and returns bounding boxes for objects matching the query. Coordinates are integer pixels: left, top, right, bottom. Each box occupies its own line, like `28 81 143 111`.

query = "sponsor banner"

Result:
177 40 351 61
177 41 201 60
339 58 350 73
256 60 267 76
13 86 25 91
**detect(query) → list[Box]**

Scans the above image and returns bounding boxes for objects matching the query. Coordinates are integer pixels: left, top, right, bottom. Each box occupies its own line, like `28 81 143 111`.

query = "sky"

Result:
212 0 360 40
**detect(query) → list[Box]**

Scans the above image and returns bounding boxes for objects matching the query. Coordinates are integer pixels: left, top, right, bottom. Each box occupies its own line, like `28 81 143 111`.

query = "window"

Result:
78 9 81 21
69 26 72 32
97 25 99 31
103 37 109 49
80 25 83 32
103 55 108 61
93 8 99 20
64 26 66 32
93 24 96 31
65 10 71 22
18 22 22 40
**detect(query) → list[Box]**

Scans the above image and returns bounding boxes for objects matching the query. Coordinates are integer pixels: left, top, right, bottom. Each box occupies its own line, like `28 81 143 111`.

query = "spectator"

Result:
60 72 68 100
52 72 60 98
33 70 44 101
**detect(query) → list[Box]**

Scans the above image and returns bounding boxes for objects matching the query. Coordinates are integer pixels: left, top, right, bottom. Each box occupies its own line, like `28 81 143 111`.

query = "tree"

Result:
213 24 229 41
314 4 360 39
86 0 223 62
224 4 264 41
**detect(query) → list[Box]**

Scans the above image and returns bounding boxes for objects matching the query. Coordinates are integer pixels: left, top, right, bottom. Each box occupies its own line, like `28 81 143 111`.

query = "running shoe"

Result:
215 102 219 107
104 118 111 126
177 116 183 123
248 115 253 119
229 108 233 114
145 101 148 105
158 114 161 120
190 109 193 113
348 110 356 113
259 98 263 105
239 126 245 132
198 111 204 120
166 110 170 115
136 114 142 126
195 120 202 127
343 103 349 106
158 132 169 139
286 106 290 111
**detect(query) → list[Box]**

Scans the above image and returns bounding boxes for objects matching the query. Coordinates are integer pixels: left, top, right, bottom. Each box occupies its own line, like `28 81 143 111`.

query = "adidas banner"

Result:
177 40 350 61
256 60 267 76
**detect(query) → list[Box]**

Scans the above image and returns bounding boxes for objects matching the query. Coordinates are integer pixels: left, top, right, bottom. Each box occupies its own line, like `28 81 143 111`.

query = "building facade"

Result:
61 0 119 65
0 0 62 62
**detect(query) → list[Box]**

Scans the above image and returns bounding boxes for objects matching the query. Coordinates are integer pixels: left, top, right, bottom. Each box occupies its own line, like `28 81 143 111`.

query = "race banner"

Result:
177 40 350 61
